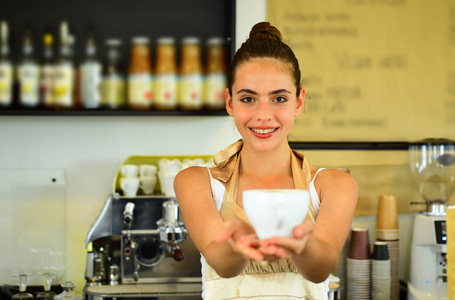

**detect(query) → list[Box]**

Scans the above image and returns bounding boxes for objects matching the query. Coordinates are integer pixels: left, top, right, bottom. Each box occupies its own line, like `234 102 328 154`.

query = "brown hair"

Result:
228 22 301 96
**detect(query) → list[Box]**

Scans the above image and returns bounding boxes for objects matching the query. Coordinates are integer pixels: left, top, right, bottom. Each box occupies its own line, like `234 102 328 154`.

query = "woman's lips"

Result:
249 127 278 138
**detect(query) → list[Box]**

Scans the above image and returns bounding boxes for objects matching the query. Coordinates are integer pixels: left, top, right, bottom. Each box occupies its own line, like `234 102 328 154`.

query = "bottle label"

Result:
53 64 74 107
179 74 202 108
0 63 13 106
205 73 227 108
102 75 125 108
40 64 54 107
81 62 102 108
154 74 177 107
19 64 40 106
128 73 152 107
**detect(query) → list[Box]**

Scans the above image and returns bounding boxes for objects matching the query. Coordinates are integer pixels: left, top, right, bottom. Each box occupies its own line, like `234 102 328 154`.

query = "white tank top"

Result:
201 167 327 298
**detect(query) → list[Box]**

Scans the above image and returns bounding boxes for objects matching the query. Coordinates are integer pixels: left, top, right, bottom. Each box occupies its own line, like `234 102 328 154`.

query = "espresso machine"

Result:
83 193 202 299
408 139 455 299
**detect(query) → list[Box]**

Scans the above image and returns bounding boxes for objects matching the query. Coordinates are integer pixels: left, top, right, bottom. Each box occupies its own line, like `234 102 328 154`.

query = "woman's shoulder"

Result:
174 166 211 187
174 166 217 203
311 167 357 188
176 165 209 178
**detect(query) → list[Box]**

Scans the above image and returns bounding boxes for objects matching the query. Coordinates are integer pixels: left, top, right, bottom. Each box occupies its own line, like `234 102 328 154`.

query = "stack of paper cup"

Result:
372 241 391 300
375 194 400 300
333 230 350 300
347 228 371 300
447 205 455 299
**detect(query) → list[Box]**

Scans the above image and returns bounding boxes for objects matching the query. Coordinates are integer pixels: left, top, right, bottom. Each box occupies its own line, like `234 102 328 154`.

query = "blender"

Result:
408 139 455 299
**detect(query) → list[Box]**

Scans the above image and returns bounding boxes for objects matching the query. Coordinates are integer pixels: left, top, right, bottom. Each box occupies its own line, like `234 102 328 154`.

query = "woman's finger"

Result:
216 218 251 243
232 239 264 261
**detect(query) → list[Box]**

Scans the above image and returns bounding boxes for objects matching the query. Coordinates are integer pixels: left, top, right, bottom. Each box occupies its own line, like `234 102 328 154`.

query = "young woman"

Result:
174 22 358 299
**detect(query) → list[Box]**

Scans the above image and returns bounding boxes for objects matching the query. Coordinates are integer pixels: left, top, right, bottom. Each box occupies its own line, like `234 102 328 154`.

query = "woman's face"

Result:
226 58 305 152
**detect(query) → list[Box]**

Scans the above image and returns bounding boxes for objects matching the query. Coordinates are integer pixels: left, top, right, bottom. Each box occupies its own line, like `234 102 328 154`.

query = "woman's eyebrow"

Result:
236 89 292 95
236 89 257 95
269 89 292 95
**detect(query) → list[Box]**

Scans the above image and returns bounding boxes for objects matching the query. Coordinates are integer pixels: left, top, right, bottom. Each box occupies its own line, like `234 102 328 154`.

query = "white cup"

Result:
158 171 177 197
140 175 158 195
120 177 140 197
158 159 182 175
139 164 158 177
121 164 139 178
243 189 310 240
182 158 206 167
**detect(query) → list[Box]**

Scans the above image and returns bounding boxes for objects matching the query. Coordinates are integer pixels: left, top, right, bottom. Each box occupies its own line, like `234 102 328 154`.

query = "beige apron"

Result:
204 140 327 299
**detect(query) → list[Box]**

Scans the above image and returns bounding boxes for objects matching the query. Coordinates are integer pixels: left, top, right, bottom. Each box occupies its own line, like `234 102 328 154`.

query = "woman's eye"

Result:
274 96 287 103
240 97 254 103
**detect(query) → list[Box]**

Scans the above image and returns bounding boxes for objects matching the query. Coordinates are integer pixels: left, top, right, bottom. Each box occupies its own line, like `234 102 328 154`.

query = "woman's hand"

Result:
215 217 264 262
259 217 314 260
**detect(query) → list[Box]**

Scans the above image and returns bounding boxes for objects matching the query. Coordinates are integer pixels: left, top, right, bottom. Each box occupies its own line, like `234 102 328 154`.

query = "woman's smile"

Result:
249 127 279 138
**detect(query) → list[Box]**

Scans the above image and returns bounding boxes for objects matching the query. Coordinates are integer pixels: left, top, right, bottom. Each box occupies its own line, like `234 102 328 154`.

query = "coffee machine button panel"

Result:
434 220 447 244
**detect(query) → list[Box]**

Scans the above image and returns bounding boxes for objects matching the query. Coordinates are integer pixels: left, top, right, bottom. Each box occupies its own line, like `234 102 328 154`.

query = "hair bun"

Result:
248 22 282 42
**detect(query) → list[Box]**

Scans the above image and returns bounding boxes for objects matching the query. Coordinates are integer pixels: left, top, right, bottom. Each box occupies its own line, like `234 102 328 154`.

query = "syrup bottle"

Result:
154 37 177 110
101 39 126 109
40 30 55 109
0 20 13 107
204 37 227 109
53 21 75 109
128 37 152 110
178 37 202 110
18 24 40 108
80 26 102 109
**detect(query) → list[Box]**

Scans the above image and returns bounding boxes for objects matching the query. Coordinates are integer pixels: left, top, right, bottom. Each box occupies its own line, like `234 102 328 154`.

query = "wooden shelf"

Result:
0 108 228 116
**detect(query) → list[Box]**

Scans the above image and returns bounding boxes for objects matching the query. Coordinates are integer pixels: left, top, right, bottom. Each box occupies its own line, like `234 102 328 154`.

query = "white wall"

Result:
0 0 266 292
0 116 241 288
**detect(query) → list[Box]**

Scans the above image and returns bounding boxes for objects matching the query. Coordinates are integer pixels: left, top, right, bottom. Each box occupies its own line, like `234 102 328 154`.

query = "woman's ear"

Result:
295 88 305 117
225 88 234 116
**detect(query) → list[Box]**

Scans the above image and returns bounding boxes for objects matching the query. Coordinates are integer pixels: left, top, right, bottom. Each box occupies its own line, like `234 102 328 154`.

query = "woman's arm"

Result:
261 169 358 282
174 166 261 278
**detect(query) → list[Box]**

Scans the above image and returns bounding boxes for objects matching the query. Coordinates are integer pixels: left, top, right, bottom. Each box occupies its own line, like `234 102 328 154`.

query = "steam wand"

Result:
123 202 135 242
123 202 139 281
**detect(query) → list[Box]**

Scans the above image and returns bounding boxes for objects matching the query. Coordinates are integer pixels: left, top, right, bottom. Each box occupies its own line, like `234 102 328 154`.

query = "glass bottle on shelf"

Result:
40 31 55 109
204 37 227 110
179 37 202 110
101 39 125 109
69 33 80 108
12 273 34 300
18 24 40 108
80 26 102 109
0 20 13 108
128 37 152 110
36 272 56 300
154 37 177 110
53 21 74 109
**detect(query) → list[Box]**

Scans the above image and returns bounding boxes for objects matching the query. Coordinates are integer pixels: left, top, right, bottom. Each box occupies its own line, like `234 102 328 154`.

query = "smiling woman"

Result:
226 57 304 152
174 22 358 300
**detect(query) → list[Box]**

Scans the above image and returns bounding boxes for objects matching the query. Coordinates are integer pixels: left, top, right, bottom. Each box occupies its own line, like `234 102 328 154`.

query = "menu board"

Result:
267 0 455 142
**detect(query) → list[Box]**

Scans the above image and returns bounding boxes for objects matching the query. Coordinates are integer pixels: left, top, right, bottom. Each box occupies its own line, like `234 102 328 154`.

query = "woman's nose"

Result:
256 100 272 120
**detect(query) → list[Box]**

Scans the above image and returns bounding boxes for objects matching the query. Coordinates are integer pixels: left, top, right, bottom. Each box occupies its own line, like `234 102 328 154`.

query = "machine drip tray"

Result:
85 278 202 298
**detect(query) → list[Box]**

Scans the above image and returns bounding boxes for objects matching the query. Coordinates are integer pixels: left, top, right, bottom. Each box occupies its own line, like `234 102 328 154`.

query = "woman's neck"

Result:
239 141 292 178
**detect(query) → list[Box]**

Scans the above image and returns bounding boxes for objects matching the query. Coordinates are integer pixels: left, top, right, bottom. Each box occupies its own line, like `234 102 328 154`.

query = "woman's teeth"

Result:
251 128 276 134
